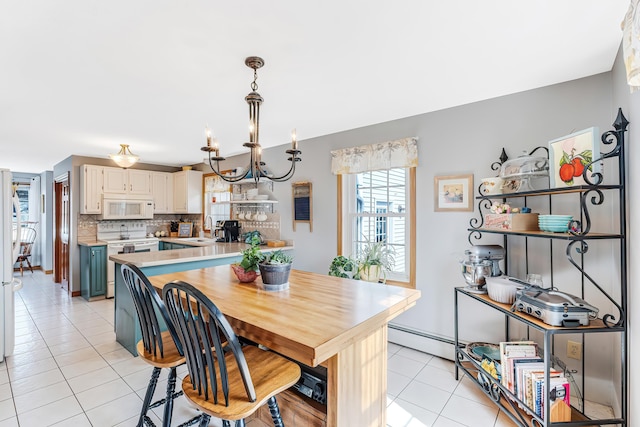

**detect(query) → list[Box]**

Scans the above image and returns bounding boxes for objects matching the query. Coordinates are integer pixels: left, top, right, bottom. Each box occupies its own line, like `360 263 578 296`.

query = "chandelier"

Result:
201 56 301 184
109 144 139 168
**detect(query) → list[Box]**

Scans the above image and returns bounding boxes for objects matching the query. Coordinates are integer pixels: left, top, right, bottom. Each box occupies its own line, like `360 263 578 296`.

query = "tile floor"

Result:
0 271 518 427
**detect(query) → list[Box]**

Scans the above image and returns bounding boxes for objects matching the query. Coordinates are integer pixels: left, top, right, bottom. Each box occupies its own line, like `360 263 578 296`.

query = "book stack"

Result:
499 341 571 421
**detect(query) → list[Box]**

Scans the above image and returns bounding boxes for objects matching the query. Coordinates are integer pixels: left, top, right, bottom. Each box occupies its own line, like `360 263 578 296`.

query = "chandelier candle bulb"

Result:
292 129 297 150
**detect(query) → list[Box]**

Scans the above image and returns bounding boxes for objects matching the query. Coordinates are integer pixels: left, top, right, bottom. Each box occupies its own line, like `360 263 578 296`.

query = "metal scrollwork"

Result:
565 241 625 327
568 188 603 236
490 148 509 173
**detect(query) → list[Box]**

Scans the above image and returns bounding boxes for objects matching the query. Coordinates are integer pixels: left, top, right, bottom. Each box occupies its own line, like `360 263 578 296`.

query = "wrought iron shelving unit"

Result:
454 109 628 427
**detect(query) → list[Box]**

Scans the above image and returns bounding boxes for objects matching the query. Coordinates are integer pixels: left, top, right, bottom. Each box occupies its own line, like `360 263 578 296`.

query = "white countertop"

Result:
108 242 293 268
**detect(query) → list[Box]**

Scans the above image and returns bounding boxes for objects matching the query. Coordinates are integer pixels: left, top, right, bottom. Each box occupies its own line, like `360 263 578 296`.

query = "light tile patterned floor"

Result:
0 271 515 427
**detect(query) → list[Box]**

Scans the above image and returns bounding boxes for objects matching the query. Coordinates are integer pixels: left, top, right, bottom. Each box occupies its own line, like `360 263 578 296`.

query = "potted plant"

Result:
169 221 179 237
231 235 264 283
357 240 395 283
258 249 293 289
328 255 361 280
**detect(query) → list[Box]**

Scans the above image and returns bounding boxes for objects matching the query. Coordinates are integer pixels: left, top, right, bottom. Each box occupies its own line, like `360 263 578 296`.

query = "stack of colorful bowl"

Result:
538 214 573 232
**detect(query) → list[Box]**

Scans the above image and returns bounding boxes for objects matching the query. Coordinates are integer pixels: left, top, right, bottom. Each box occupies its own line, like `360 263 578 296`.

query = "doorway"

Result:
54 173 70 293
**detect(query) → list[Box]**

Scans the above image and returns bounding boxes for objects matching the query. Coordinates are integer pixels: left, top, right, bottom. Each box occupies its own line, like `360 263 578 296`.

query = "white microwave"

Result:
99 194 154 220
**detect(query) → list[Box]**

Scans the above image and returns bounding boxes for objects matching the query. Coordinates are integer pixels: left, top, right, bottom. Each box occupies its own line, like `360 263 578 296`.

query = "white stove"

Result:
97 221 159 298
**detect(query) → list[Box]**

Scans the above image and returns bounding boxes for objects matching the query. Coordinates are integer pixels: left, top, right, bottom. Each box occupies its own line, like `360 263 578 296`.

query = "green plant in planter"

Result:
238 235 264 272
328 255 361 280
358 239 395 283
262 250 293 265
259 249 293 288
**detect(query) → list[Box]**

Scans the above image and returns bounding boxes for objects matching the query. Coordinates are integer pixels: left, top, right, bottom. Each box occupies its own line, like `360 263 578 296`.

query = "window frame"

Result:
337 167 416 288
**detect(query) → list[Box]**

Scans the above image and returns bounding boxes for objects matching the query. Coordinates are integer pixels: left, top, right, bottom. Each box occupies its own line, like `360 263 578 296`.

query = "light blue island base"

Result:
114 255 243 355
111 243 293 356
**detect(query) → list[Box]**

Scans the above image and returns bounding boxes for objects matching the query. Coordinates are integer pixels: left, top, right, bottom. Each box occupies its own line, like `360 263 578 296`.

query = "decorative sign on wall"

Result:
292 181 312 232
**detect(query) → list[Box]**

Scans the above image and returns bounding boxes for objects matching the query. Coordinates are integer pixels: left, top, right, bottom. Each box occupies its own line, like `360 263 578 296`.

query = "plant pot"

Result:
258 263 291 291
359 264 383 283
231 264 258 283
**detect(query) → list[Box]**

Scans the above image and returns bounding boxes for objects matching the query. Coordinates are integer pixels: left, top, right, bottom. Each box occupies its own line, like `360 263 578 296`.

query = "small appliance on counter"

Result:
513 286 598 327
460 245 505 292
219 220 240 242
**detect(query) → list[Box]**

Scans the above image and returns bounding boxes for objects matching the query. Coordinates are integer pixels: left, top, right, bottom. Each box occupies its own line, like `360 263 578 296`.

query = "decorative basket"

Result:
231 264 258 283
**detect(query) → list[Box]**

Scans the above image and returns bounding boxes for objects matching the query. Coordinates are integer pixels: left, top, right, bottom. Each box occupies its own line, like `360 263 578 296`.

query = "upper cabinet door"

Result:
127 170 152 195
151 172 173 213
103 167 128 193
80 165 104 214
103 167 151 195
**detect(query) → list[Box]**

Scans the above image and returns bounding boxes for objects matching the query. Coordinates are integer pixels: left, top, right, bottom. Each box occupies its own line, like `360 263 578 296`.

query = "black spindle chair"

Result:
162 280 301 427
121 263 192 427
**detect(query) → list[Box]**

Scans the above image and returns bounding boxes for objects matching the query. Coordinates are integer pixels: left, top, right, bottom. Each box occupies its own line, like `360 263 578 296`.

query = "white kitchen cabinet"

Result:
173 170 202 213
103 167 151 195
80 164 104 214
151 172 173 213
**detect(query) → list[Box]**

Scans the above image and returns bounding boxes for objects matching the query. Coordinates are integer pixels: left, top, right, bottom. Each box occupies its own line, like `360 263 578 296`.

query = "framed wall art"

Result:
292 181 312 231
434 174 473 212
548 127 600 188
178 222 193 238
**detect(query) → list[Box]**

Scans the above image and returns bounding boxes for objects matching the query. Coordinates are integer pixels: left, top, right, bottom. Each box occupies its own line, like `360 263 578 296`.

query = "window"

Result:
339 167 415 287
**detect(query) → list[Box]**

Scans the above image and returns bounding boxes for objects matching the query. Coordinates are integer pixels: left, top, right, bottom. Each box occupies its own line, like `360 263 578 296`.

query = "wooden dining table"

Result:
147 265 420 427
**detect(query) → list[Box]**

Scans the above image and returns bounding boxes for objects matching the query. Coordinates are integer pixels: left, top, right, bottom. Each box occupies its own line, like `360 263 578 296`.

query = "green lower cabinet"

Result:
80 245 107 300
160 241 190 250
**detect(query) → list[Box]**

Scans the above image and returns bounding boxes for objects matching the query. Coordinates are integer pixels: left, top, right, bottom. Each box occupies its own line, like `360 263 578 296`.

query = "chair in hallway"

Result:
16 226 36 276
162 280 301 427
120 263 189 427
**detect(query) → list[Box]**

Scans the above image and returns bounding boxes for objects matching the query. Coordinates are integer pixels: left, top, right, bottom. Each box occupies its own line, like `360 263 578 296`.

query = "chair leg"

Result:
26 258 33 274
162 367 178 427
198 414 211 427
267 396 284 427
139 367 161 427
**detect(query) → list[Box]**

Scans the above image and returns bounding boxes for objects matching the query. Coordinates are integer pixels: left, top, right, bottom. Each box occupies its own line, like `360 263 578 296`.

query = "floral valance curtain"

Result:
330 137 418 175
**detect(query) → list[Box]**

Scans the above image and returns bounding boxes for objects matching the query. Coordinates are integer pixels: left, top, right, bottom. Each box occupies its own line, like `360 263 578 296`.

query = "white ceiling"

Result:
0 1 629 174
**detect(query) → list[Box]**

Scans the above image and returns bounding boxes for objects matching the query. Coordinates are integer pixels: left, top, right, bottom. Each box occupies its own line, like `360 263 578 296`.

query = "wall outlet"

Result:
567 340 582 360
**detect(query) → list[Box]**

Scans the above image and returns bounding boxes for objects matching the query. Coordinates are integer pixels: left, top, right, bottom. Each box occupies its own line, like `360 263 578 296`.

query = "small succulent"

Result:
262 250 293 265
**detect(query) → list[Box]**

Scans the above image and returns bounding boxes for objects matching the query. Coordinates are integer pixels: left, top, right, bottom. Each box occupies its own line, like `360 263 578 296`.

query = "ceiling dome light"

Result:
109 144 139 168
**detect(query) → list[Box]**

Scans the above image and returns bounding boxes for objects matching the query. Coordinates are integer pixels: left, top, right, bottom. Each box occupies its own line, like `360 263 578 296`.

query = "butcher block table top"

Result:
147 265 420 367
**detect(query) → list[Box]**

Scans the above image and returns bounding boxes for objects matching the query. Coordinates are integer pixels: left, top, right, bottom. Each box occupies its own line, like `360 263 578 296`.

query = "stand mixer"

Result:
461 245 505 291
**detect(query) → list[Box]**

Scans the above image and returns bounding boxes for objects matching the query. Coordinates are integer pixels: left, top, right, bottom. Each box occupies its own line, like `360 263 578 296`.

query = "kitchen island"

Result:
109 242 293 354
148 266 420 427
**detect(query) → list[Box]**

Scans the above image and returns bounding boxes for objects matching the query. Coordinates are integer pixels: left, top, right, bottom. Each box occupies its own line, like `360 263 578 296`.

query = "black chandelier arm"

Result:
253 151 301 183
204 156 252 183
565 241 625 328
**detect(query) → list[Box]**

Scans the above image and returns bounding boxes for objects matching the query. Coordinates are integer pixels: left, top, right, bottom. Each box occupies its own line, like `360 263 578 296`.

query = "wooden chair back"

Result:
162 280 256 406
121 263 182 358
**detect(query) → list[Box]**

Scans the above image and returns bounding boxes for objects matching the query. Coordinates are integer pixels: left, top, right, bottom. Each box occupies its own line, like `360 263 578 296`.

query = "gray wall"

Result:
224 71 622 407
